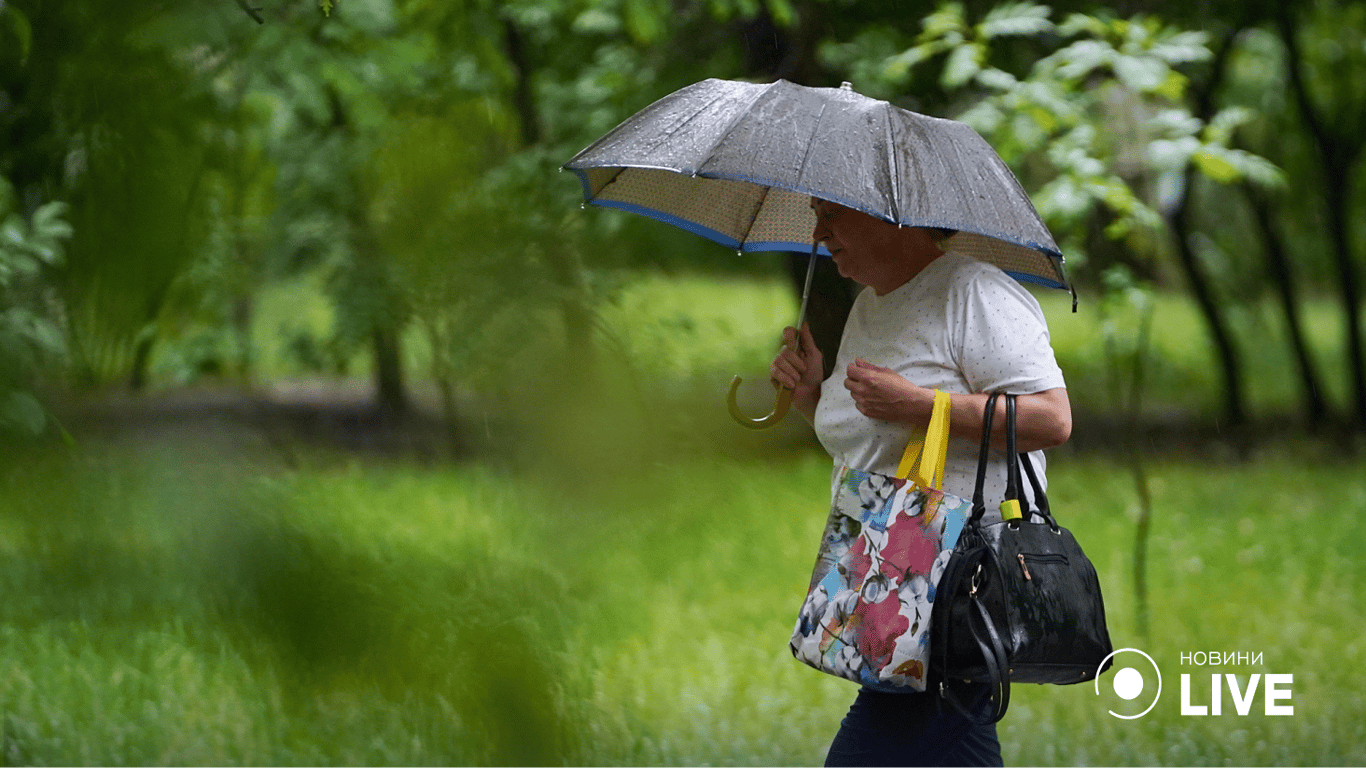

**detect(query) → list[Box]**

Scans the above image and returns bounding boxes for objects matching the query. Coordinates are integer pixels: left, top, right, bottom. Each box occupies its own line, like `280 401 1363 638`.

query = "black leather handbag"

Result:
930 393 1113 723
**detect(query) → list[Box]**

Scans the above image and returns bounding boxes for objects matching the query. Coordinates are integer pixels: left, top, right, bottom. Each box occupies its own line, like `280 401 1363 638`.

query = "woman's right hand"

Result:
770 323 824 423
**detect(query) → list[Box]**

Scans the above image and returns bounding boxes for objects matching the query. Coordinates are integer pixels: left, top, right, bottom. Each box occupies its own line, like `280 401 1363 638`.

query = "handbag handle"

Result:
1008 394 1060 529
894 389 951 489
969 392 1056 527
968 392 1001 525
1001 393 1024 521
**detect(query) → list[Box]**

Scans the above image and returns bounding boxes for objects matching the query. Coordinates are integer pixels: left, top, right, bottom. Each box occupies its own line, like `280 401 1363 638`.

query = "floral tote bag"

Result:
789 391 970 692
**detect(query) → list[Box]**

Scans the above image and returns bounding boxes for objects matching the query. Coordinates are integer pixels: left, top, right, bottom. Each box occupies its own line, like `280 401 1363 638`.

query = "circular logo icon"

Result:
1095 648 1162 719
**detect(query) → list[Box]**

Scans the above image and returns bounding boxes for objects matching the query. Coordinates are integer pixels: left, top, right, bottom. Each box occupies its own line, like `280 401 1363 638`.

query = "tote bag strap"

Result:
894 390 952 489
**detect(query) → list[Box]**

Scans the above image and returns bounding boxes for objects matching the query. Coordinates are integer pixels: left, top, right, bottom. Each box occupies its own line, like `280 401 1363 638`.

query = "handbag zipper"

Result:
1018 552 1069 580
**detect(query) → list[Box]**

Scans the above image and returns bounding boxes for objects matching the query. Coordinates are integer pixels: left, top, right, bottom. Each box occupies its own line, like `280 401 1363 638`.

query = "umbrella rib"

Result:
677 83 774 175
883 106 903 223
793 101 829 196
738 182 773 247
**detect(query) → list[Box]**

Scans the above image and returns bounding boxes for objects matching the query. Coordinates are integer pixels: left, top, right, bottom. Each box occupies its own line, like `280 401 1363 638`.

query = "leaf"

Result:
0 390 47 437
957 101 1005 134
1233 152 1286 189
1009 111 1048 152
1038 175 1092 219
766 0 796 27
319 0 334 16
1112 53 1167 92
974 67 1018 91
921 3 967 39
1148 31 1211 65
28 318 67 357
1148 109 1202 138
884 41 944 80
1 216 24 249
1150 70 1189 101
1016 80 1077 124
941 43 983 89
1052 39 1112 81
1205 106 1255 144
31 201 73 250
1057 12 1107 38
1191 147 1241 183
4 3 32 64
572 9 622 35
978 3 1054 39
1144 136 1199 171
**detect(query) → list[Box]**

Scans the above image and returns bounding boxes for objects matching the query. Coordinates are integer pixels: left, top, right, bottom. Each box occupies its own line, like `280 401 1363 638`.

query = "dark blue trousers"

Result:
824 686 1004 767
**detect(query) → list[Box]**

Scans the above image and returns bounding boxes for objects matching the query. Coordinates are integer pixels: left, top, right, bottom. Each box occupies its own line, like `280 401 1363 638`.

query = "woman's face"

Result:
810 199 888 284
810 198 940 293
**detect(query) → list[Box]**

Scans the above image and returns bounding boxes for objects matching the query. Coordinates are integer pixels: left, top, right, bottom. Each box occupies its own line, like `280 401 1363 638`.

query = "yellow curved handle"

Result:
726 376 793 430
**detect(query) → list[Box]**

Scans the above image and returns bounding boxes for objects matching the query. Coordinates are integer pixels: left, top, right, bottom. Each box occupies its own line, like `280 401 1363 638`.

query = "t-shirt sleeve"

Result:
948 262 1066 395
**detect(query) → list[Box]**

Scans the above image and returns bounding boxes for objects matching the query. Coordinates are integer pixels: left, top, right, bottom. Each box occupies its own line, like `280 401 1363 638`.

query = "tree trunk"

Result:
1244 183 1331 429
502 15 541 147
372 322 406 417
1324 176 1366 429
1166 27 1248 432
1278 4 1366 432
1169 181 1247 430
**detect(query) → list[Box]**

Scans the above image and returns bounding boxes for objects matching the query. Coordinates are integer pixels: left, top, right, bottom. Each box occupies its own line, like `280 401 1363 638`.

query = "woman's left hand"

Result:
843 359 933 423
845 361 1073 451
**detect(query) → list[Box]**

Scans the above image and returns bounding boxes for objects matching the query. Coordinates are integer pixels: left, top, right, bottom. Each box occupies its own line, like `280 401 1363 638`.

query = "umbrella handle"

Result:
726 376 792 429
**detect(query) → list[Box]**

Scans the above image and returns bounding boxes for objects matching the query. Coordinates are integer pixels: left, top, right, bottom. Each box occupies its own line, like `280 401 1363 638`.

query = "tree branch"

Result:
234 0 265 24
1276 4 1335 162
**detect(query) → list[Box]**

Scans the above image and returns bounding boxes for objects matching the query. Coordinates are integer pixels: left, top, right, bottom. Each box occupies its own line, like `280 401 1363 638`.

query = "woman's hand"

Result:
770 324 824 423
843 359 933 423
845 358 1072 452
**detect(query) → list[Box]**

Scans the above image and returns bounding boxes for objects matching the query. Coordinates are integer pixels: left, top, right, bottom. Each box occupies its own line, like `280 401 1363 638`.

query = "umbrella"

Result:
564 78 1072 429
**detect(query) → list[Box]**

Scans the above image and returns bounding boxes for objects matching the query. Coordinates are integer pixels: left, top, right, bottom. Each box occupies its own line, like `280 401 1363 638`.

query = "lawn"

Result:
5 271 1363 765
2 433 1362 765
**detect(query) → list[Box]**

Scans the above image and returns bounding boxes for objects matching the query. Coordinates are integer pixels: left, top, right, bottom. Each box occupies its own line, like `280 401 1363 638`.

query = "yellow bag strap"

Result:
894 390 952 489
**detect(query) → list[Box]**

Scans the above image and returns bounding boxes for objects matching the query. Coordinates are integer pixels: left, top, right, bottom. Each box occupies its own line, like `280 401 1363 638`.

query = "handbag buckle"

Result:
969 563 982 596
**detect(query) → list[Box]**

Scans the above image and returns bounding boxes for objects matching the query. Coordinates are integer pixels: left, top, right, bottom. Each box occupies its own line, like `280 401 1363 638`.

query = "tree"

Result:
1 0 224 389
1275 0 1366 432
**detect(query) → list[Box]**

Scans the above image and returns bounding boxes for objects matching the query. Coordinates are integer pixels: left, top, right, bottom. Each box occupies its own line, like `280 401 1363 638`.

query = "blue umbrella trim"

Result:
570 168 1070 290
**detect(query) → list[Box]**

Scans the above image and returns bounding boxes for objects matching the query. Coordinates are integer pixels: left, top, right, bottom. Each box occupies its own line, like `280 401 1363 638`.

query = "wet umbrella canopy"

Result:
564 78 1072 427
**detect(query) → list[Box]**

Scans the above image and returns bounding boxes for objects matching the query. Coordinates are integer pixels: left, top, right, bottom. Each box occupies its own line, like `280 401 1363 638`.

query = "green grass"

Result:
2 433 1363 765
33 271 1365 764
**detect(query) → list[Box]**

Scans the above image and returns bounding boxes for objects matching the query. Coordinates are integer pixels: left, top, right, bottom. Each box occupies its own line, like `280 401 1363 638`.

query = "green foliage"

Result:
823 4 1281 286
0 178 70 438
1 2 31 64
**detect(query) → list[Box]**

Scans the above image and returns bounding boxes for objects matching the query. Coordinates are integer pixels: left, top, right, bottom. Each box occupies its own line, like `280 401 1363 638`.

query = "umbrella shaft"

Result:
795 240 817 336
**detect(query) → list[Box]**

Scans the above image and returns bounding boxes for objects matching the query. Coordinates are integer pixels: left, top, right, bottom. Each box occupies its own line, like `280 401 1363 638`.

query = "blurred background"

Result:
2 0 1364 764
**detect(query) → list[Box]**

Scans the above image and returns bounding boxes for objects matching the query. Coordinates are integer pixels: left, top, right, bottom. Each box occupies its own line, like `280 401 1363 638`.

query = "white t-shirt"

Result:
813 250 1066 512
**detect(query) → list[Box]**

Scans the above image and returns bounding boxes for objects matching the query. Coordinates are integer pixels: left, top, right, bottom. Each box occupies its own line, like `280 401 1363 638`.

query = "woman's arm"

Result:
842 358 1071 452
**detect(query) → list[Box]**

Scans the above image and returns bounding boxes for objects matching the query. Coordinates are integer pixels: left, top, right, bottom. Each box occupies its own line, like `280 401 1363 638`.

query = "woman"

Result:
771 198 1072 767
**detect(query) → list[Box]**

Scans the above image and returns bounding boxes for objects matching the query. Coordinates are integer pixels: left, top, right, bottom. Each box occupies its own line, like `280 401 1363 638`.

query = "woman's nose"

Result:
812 218 832 245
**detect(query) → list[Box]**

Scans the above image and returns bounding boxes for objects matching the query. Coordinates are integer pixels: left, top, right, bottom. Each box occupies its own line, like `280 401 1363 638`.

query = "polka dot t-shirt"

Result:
813 249 1066 509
